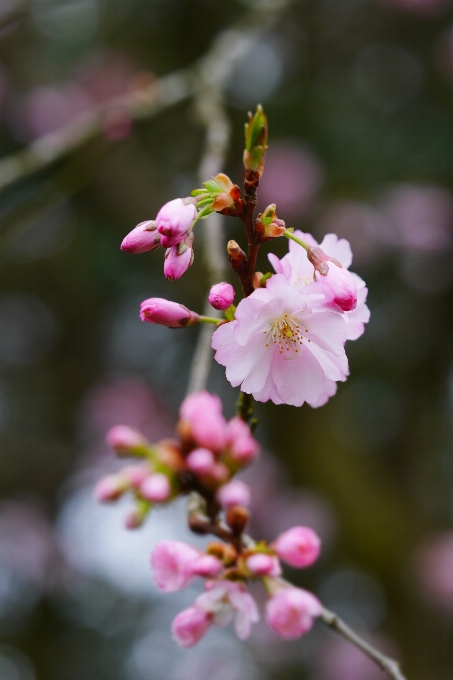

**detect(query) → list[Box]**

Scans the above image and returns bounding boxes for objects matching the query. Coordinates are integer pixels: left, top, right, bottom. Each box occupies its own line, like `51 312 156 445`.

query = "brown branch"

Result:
320 607 407 680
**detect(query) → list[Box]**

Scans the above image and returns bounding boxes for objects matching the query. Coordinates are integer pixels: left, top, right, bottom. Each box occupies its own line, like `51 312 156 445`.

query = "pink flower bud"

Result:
156 198 196 242
265 587 322 640
151 541 200 592
186 448 216 474
319 262 357 312
216 479 251 509
227 416 260 464
120 464 149 488
164 242 194 280
179 391 228 452
124 506 147 530
106 425 148 454
192 554 223 578
120 221 161 253
272 526 321 568
211 462 229 481
246 553 281 577
140 298 199 328
171 606 212 648
94 474 128 502
208 282 235 311
307 246 357 312
140 473 171 502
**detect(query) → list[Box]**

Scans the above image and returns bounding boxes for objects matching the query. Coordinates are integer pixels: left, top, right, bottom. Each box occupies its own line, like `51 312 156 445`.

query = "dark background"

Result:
0 0 453 678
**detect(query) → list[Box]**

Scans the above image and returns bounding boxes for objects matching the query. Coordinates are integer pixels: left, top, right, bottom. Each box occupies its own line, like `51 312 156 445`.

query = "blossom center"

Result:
265 314 305 357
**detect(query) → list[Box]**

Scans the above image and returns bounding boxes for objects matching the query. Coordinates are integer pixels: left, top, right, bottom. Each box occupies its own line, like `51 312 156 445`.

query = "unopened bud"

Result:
226 505 250 536
164 231 194 280
106 425 149 455
227 240 247 276
307 246 358 312
186 448 216 474
121 221 160 253
156 439 185 472
306 246 334 276
156 198 196 245
140 298 199 328
254 204 286 242
121 464 149 487
243 104 268 177
140 473 172 502
208 282 235 311
246 553 281 577
124 501 150 530
94 474 128 502
206 542 237 565
217 479 251 509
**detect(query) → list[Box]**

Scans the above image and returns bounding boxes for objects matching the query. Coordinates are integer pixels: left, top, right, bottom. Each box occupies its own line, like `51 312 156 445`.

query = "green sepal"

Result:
259 272 273 286
224 304 236 321
203 179 221 193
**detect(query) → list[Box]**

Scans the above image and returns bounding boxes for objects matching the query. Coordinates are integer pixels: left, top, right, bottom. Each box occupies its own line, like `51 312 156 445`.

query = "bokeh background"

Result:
1 0 453 678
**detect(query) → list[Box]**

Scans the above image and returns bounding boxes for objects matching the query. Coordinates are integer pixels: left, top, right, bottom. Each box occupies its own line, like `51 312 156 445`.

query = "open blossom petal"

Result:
344 273 370 340
212 275 348 407
196 580 259 640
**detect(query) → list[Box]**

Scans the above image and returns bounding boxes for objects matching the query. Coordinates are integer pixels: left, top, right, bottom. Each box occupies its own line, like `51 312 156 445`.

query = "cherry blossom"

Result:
212 274 349 407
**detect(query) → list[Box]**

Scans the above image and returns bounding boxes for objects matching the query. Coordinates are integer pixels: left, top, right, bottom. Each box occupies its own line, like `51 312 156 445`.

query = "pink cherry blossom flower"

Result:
156 198 196 244
265 586 322 639
151 541 222 592
272 526 321 568
171 606 212 648
246 553 282 577
196 580 260 640
269 231 370 339
208 282 235 310
212 274 349 407
140 473 172 502
140 298 199 328
120 221 161 253
216 479 251 509
179 391 228 452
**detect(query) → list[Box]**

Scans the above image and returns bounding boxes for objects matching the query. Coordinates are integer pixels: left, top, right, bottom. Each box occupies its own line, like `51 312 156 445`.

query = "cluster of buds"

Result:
95 392 323 648
121 197 197 280
95 391 259 529
151 522 321 647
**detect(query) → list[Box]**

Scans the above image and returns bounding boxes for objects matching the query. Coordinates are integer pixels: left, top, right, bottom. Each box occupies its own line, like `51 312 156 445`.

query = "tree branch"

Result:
320 607 407 680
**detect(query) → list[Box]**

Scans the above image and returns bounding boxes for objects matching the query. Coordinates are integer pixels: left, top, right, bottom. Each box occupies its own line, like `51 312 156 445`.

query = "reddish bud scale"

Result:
226 505 250 536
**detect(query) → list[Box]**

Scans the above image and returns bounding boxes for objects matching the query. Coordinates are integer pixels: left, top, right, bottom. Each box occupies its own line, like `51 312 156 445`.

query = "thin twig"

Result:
0 68 196 198
320 607 407 680
185 94 230 395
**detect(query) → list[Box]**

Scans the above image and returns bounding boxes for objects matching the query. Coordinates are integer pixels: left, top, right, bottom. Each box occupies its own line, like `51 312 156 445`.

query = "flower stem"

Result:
198 315 223 325
283 230 310 251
